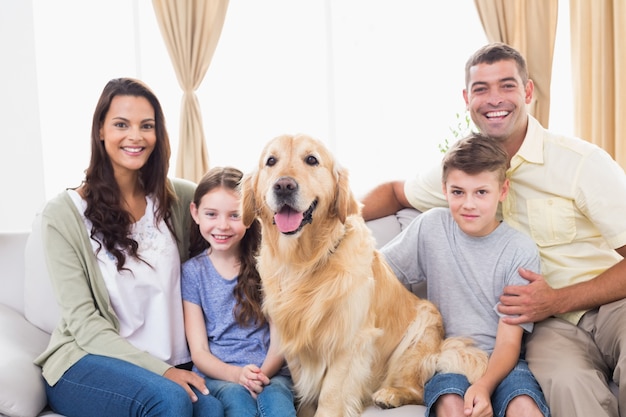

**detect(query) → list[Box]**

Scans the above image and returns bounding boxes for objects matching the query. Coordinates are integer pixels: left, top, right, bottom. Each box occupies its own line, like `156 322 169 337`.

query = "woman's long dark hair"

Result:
82 78 176 271
189 167 265 327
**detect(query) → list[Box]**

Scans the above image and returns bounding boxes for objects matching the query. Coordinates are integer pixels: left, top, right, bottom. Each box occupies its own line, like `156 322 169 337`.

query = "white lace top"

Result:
68 190 191 366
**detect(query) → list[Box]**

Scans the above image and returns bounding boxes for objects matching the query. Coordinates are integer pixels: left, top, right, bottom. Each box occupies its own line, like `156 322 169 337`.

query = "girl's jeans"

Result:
204 374 296 417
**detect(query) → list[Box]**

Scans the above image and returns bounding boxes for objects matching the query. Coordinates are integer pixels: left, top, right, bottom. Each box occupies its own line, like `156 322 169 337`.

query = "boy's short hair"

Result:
442 133 509 184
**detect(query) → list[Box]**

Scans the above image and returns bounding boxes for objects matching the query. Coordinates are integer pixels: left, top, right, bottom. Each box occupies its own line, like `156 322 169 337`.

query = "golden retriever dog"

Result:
241 134 487 417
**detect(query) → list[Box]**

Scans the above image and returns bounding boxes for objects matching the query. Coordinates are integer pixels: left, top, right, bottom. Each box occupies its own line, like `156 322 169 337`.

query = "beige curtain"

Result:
152 0 229 182
474 0 558 128
570 0 626 168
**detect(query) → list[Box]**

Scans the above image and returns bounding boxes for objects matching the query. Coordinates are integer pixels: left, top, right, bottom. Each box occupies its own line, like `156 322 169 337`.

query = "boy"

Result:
381 133 549 417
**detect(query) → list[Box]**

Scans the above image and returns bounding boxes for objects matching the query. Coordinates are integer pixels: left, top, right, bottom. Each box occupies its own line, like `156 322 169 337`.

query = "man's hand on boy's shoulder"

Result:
498 268 558 324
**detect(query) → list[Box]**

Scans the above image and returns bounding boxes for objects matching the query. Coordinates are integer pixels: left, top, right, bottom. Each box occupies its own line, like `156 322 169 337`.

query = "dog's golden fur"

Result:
241 134 487 417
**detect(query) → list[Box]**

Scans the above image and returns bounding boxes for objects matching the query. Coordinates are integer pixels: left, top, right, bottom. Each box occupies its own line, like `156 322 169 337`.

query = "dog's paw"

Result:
372 388 402 409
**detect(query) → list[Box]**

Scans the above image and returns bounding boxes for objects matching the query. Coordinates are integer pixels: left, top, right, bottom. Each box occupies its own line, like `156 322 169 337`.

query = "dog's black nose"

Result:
274 177 298 197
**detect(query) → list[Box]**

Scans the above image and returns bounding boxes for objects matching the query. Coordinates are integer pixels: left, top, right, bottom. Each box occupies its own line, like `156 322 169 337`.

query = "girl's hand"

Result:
239 364 270 398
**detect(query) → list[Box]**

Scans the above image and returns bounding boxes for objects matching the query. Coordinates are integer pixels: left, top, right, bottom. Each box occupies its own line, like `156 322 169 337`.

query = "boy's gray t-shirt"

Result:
381 207 540 354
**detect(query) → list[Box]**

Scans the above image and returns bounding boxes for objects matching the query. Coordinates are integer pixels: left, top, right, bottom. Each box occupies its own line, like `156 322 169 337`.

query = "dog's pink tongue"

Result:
274 207 303 233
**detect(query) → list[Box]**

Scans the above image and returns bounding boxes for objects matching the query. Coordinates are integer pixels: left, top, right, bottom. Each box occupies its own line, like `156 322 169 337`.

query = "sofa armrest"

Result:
0 232 29 314
0 304 49 417
24 213 60 334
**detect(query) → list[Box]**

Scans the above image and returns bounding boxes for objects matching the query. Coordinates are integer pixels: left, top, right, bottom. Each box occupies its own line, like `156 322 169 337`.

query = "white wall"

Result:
1 0 572 232
0 0 45 232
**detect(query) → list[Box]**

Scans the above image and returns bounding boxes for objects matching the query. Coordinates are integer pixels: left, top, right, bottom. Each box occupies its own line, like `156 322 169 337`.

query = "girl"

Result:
182 166 296 417
36 77 224 417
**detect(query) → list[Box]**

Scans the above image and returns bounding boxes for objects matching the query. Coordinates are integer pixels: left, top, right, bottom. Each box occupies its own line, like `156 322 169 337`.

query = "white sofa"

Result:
0 210 425 417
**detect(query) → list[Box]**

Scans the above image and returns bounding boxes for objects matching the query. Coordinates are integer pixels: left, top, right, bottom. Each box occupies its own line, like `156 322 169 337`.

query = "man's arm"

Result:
499 246 626 324
360 180 411 221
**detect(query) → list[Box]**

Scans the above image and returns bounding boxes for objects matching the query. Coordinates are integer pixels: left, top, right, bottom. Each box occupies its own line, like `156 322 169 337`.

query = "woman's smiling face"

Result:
99 95 156 176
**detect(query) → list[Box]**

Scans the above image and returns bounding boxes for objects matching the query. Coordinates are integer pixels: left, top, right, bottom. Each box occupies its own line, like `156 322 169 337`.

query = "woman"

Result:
35 78 224 417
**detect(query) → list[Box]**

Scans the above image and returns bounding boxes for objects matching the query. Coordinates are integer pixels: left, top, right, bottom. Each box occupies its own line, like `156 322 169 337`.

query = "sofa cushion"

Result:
23 213 59 334
362 404 426 415
0 304 49 417
366 208 420 249
365 208 426 298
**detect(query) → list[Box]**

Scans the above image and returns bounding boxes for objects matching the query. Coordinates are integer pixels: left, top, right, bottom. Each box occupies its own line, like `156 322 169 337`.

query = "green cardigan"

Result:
34 178 196 386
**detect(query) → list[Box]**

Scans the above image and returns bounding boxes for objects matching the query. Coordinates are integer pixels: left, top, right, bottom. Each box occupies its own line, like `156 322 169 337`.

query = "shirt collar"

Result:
514 115 544 165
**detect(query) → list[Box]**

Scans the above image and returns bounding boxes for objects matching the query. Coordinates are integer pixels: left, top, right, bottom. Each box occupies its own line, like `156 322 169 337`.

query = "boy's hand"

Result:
463 383 492 417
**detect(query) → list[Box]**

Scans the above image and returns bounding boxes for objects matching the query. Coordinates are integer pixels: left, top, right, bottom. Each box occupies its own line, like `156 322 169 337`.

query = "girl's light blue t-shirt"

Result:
182 252 270 375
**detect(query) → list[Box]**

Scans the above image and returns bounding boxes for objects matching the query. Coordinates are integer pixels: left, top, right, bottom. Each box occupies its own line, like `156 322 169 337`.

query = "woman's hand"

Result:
164 367 209 402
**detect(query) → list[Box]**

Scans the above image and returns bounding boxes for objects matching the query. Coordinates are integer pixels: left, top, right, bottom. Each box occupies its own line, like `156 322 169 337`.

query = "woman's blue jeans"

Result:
44 354 224 417
204 374 296 417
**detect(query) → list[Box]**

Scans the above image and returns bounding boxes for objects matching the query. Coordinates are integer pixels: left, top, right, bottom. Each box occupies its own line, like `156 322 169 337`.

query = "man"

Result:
361 42 626 417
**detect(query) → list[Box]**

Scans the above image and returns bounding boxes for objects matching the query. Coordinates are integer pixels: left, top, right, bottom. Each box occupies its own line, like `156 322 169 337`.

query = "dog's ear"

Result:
333 166 361 223
240 172 258 228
